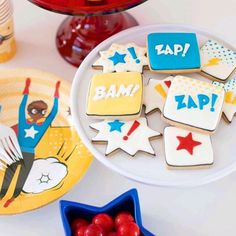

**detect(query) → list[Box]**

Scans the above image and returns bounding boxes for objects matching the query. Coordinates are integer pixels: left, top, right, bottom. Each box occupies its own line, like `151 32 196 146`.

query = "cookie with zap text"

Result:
213 78 236 123
90 117 161 157
164 126 213 169
200 40 236 82
92 43 149 73
147 32 201 73
86 72 143 119
163 75 225 133
143 76 173 115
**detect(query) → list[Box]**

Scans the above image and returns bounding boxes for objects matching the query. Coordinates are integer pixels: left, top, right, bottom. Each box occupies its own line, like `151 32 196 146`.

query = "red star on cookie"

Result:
176 132 202 155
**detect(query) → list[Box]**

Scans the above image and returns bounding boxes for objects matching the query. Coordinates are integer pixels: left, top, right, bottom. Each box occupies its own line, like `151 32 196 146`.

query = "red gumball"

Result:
92 213 114 232
115 212 134 229
74 225 88 236
84 224 105 236
117 222 140 236
72 218 89 232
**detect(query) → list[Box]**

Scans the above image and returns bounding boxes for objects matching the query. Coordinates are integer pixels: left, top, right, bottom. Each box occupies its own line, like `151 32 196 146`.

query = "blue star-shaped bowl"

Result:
60 189 154 236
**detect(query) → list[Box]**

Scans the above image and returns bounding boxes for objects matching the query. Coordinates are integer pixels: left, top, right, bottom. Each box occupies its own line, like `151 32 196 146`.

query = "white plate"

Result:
71 24 236 187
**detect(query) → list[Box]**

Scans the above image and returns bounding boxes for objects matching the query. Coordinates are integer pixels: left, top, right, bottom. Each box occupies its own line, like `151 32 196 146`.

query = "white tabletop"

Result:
0 0 236 235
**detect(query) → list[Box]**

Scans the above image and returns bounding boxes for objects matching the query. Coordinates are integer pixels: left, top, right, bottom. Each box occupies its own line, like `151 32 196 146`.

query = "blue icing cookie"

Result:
147 33 201 71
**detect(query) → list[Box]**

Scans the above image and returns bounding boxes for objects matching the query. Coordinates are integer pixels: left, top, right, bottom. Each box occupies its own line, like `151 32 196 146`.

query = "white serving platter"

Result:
71 24 236 187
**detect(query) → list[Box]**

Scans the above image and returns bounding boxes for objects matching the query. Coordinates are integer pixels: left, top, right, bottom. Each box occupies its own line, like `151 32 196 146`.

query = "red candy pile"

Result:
71 211 140 236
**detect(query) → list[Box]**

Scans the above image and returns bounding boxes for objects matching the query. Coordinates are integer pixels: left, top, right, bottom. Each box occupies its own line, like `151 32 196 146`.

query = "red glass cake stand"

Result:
28 0 147 67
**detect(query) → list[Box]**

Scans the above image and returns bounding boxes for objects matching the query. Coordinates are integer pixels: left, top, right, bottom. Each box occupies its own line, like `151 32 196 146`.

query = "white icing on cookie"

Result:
201 40 236 81
93 84 140 101
90 117 161 156
164 126 213 168
143 76 173 114
163 75 225 133
93 43 148 73
213 78 236 122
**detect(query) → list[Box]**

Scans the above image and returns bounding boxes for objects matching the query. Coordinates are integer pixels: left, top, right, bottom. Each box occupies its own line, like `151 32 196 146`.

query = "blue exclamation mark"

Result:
210 93 218 112
127 47 140 64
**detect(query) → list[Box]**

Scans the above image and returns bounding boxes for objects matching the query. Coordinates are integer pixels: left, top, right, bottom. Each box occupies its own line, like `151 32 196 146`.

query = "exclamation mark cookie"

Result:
90 117 161 156
92 43 149 73
164 126 213 169
143 76 173 114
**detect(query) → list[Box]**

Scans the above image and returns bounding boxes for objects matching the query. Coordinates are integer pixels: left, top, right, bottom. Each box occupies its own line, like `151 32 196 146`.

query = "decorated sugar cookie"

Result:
213 78 236 122
90 117 161 156
164 127 213 169
143 76 173 114
200 40 236 81
163 75 225 133
86 72 143 119
92 43 149 73
147 33 201 73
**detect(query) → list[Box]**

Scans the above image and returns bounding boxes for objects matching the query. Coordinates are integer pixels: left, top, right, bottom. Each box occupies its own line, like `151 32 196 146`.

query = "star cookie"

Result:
92 43 148 73
143 76 173 114
90 117 161 156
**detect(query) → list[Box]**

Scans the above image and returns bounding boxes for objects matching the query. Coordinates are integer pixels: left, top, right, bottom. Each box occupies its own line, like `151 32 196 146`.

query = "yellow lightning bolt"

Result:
155 84 167 98
204 57 221 67
225 91 236 105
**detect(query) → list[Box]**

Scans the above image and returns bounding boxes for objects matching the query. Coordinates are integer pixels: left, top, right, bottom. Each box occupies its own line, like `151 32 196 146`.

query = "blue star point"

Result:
108 120 125 133
108 52 127 65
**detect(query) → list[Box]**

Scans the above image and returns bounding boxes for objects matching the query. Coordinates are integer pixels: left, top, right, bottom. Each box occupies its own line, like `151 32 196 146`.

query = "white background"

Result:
0 0 236 235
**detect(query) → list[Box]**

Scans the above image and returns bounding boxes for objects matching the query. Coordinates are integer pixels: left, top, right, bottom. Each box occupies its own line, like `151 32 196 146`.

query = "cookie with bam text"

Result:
200 40 236 82
92 43 149 73
164 126 213 169
162 75 225 133
147 32 201 73
86 72 143 119
90 117 161 157
143 76 173 115
213 77 236 123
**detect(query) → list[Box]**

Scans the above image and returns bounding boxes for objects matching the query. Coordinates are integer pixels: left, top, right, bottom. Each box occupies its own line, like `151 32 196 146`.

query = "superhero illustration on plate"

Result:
0 69 92 214
0 78 59 207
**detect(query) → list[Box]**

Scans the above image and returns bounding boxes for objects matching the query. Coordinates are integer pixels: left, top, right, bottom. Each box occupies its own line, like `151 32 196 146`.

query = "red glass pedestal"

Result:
56 12 138 67
28 0 146 67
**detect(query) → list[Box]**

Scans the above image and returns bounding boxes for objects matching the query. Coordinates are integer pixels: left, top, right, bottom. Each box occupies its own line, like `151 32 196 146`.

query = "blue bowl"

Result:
60 189 155 236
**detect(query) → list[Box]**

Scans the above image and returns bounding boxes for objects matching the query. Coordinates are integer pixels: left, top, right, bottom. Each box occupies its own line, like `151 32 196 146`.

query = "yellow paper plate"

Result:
0 68 93 214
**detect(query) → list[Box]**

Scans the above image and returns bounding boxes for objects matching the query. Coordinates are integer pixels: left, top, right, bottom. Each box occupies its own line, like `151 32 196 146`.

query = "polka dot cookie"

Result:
200 40 236 81
213 77 236 122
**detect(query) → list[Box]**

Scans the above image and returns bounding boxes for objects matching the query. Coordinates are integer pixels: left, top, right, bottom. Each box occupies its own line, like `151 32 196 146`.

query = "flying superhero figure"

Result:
0 78 60 207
